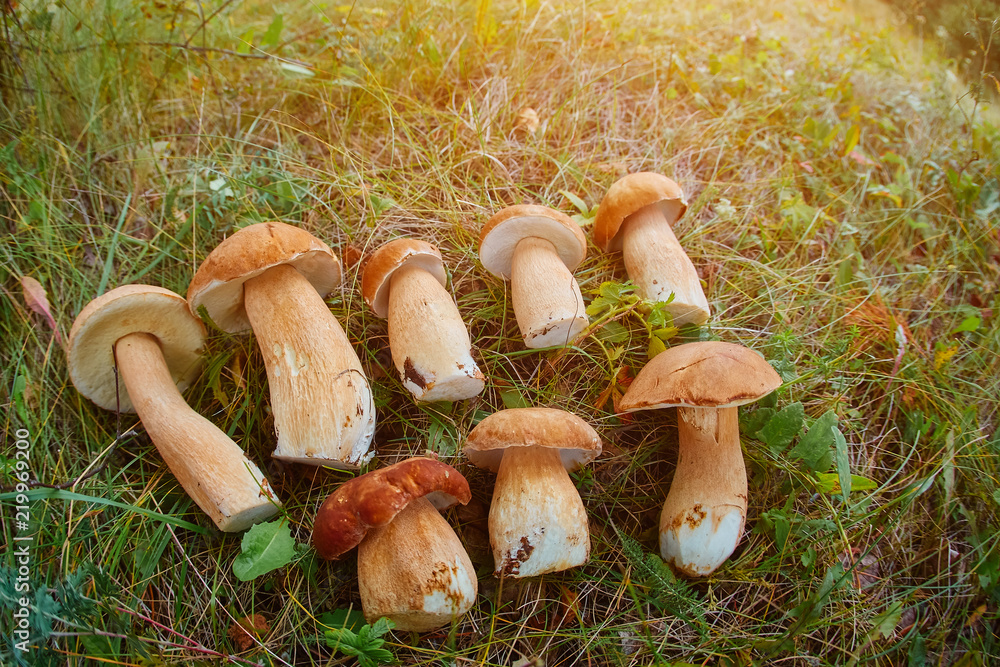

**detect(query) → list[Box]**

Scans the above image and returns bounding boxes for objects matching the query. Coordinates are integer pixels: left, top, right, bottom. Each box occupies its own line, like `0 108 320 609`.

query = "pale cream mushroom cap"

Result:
361 239 448 319
68 285 205 413
478 205 587 279
187 221 342 332
464 407 602 473
593 173 688 253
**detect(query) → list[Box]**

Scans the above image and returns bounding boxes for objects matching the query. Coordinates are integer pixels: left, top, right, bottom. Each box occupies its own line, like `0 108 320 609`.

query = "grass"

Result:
1 0 999 664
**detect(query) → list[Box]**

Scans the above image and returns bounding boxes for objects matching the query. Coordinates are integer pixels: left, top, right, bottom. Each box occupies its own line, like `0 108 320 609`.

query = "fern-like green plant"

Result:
325 617 396 667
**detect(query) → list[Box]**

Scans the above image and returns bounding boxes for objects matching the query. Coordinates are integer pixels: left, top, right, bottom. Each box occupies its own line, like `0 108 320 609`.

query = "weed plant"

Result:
1 0 998 665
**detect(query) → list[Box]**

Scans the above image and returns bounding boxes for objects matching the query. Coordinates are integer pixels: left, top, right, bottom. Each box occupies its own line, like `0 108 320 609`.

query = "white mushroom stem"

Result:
387 264 485 402
659 406 746 577
115 332 279 532
490 446 590 577
243 264 375 468
509 237 588 348
620 203 710 326
357 496 478 632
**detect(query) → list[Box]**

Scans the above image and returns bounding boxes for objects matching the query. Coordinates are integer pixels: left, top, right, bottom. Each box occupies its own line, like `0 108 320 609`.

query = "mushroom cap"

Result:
187 221 342 333
478 205 587 279
361 239 447 318
68 285 206 413
619 341 782 411
312 457 472 560
593 173 688 252
464 407 602 473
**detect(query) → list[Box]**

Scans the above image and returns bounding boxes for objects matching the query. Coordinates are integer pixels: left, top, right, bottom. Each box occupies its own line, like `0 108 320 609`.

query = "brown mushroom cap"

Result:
68 285 205 413
187 222 342 333
619 341 782 411
478 205 587 279
464 407 602 473
312 457 472 560
361 239 447 318
593 173 688 252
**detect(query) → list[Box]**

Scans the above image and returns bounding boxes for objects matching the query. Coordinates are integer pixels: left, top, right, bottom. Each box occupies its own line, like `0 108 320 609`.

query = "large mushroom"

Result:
593 173 710 326
361 238 485 402
464 408 601 578
312 457 478 632
187 222 375 469
619 341 782 576
479 205 589 348
68 285 279 532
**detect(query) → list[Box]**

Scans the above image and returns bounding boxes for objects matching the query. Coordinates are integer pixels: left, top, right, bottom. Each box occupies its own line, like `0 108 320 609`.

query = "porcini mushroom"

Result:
593 173 710 326
619 341 782 576
464 408 601 577
361 238 485 402
312 457 478 631
187 222 375 469
68 285 279 532
479 205 589 348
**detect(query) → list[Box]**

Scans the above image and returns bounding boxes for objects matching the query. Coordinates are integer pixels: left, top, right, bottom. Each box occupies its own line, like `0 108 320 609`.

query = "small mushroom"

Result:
68 285 279 532
593 173 710 326
619 341 782 576
312 457 478 632
479 205 589 348
187 222 375 469
361 238 485 402
464 408 602 577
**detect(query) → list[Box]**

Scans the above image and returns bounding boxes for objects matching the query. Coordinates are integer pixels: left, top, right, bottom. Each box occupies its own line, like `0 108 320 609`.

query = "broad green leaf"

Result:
813 472 875 495
788 410 838 472
232 520 299 581
236 28 253 54
741 407 775 440
647 335 667 359
833 425 851 502
595 321 629 343
598 280 633 303
559 189 590 215
908 633 927 666
261 14 283 48
952 316 980 334
585 295 615 317
871 600 904 639
318 609 367 631
499 389 529 409
758 402 805 453
842 124 860 156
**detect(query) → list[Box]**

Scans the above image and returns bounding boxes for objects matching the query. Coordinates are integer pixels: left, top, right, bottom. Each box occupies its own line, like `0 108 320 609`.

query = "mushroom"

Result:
312 457 478 632
593 173 710 326
361 238 485 402
618 341 782 576
464 408 602 577
68 285 279 532
479 205 589 348
187 222 375 469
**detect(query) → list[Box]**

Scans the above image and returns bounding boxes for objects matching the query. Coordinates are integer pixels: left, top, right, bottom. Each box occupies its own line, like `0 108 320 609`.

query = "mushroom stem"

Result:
115 332 279 532
659 406 746 576
387 264 485 402
510 237 588 348
490 446 590 577
243 264 375 468
357 496 477 632
620 203 710 326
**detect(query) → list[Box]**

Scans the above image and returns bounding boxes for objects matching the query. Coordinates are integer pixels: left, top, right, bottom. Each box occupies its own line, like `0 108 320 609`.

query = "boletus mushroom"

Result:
312 457 478 631
593 173 710 326
464 408 601 577
187 222 375 469
479 205 589 348
68 285 279 532
361 238 485 402
619 341 782 576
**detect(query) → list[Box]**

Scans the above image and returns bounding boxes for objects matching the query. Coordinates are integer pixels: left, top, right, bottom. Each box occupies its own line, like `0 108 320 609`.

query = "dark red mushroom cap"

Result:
312 457 472 560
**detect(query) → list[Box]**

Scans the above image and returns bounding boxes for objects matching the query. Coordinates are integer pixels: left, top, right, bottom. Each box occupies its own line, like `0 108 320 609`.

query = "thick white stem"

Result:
659 406 746 576
510 237 588 348
621 204 710 326
115 332 279 532
244 264 375 468
357 497 478 632
387 264 485 402
490 447 590 577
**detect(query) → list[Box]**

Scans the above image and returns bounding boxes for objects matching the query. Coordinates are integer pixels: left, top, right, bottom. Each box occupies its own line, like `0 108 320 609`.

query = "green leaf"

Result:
236 28 254 54
585 296 615 317
499 389 529 409
595 321 629 343
325 618 396 667
842 124 860 157
871 600 904 640
952 316 980 334
757 402 805 454
833 425 851 504
741 407 775 440
260 14 283 48
13 373 29 425
279 62 315 77
788 410 838 472
813 473 875 495
908 633 927 667
598 280 634 303
647 335 667 359
232 520 299 581
559 189 590 215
